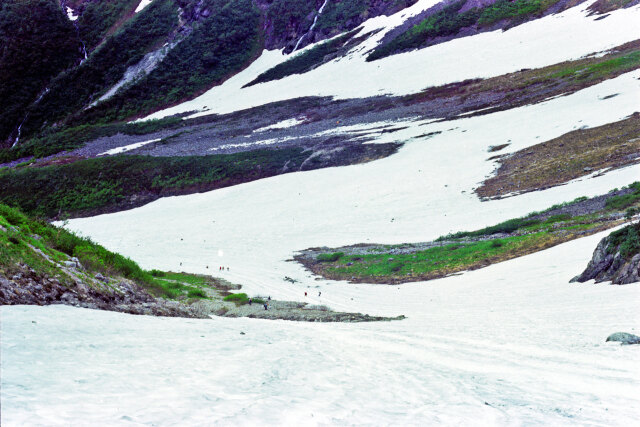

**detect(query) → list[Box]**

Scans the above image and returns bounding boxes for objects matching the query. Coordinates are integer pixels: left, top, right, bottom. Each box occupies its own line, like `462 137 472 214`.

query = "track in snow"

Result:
2 232 639 425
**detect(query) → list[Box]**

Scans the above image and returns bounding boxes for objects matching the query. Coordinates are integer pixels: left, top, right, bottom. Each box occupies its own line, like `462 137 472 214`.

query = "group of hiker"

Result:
248 295 271 310
243 289 323 312
218 266 229 271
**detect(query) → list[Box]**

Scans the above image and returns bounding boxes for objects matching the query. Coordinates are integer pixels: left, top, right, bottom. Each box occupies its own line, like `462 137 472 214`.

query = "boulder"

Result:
606 332 640 345
571 237 613 283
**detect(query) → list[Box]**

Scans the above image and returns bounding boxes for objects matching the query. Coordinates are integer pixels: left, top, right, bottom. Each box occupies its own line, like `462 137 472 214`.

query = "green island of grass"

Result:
298 184 640 284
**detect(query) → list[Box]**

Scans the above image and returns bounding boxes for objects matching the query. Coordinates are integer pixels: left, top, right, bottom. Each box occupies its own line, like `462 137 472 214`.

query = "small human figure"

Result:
263 303 268 310
249 298 252 306
268 296 271 301
304 292 307 297
318 291 321 297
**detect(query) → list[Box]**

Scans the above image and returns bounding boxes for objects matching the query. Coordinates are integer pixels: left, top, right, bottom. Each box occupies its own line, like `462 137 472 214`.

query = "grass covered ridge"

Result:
0 148 313 219
298 185 640 284
0 202 235 302
1 203 161 296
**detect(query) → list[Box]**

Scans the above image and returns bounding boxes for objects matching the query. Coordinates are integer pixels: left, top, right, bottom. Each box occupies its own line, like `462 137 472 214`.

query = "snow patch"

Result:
2 231 640 425
65 6 78 21
99 139 161 156
135 0 154 13
209 136 300 152
253 118 306 133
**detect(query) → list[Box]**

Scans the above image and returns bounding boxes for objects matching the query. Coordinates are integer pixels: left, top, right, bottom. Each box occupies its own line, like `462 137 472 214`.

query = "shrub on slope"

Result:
81 0 262 123
0 0 81 143
0 149 311 219
245 30 359 86
75 0 141 51
21 0 179 139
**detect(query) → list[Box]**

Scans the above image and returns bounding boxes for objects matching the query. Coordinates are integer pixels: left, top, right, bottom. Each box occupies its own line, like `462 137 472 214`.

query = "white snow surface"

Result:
141 1 640 121
99 138 161 156
66 70 640 302
65 6 78 21
134 0 154 13
253 117 306 133
2 231 640 425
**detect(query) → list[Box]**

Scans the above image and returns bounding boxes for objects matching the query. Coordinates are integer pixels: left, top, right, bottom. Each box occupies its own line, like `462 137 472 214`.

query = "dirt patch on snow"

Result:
476 113 640 199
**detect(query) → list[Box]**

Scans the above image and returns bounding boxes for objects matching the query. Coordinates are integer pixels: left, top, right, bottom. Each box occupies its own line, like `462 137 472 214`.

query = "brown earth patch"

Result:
587 0 639 15
476 113 640 199
402 39 640 117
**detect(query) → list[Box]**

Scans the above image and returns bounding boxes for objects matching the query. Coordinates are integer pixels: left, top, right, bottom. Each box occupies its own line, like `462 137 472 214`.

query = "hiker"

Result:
304 292 307 297
268 296 271 301
249 298 252 306
318 291 321 297
263 303 268 310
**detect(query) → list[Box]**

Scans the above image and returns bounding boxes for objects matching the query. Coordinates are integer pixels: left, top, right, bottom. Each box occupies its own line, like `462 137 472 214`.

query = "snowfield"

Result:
142 1 640 121
63 70 640 304
2 232 640 425
3 1 640 424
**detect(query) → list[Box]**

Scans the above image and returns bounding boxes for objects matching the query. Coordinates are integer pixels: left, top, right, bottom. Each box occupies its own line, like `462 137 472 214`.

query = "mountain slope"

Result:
0 0 82 143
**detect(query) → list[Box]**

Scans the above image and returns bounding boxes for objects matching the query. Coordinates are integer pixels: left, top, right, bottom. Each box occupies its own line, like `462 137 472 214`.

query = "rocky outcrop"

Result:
0 263 202 318
606 332 640 345
571 225 640 285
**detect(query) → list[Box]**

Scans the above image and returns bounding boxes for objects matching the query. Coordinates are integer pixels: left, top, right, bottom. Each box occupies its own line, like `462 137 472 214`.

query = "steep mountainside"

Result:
0 0 82 144
0 0 418 146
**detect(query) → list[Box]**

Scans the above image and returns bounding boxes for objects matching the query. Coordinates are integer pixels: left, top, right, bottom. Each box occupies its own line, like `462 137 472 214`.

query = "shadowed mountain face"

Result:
5 0 637 144
0 0 418 145
0 0 82 143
